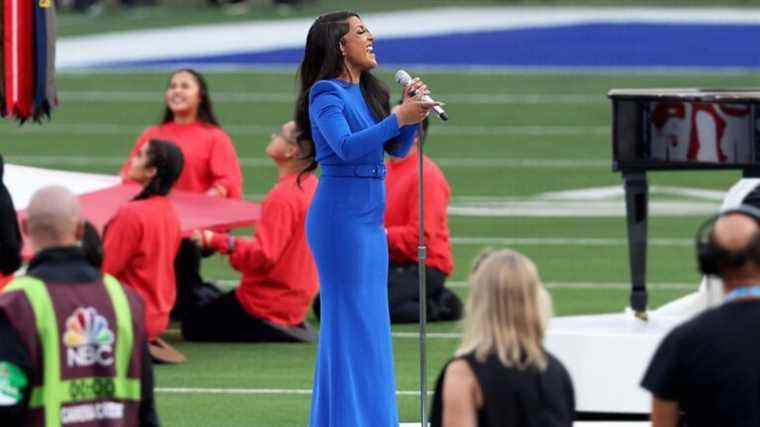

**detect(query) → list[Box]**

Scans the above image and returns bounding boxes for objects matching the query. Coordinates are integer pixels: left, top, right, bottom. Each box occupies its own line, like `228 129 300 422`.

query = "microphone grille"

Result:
394 69 412 86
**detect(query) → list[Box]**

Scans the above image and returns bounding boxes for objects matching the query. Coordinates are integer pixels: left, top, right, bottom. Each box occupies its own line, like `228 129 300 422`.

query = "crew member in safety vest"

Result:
0 186 159 426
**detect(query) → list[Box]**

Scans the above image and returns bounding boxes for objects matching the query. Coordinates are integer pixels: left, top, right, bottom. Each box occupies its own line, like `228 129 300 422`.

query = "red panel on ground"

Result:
18 184 261 259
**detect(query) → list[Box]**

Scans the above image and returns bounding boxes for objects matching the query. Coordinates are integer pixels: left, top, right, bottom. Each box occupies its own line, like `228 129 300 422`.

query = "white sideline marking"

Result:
201 237 692 249
538 185 725 202
447 281 696 291
155 387 426 397
450 237 691 246
449 201 720 217
3 155 609 169
57 90 602 105
216 280 696 291
155 389 646 425
0 123 609 137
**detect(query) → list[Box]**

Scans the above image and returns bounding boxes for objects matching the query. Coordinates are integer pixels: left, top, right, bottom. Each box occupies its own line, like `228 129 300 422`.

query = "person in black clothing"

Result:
0 186 159 426
641 205 760 427
0 154 22 287
429 249 574 427
81 220 103 269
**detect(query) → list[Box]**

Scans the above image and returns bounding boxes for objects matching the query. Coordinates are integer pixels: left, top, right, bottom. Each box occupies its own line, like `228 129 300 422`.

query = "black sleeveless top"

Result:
429 351 575 427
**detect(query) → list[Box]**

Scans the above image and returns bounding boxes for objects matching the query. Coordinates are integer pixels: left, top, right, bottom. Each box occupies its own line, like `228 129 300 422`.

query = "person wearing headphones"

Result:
641 205 760 427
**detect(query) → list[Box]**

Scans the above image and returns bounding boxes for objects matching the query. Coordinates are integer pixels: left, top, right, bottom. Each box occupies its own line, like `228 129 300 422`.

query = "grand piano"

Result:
545 89 760 417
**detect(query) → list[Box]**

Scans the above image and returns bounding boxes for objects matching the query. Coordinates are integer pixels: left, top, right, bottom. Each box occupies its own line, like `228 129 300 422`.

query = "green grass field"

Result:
2 67 750 424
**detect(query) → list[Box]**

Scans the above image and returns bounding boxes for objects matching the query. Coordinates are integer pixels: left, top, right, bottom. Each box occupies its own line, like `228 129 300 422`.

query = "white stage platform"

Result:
545 311 686 414
540 178 760 414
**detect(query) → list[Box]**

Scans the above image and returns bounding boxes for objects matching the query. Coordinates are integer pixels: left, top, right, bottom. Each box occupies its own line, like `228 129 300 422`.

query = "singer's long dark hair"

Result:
294 11 392 181
133 139 185 201
161 69 220 126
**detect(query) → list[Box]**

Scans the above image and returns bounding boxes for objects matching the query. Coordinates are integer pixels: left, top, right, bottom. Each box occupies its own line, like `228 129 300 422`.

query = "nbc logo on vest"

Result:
63 307 115 367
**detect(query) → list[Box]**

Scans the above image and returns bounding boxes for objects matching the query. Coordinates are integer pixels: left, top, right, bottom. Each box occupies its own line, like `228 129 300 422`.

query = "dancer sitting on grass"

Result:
183 120 318 342
384 116 462 323
104 139 185 362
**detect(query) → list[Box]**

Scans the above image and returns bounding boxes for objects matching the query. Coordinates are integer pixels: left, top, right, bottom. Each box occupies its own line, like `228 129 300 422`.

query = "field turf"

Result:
2 68 754 425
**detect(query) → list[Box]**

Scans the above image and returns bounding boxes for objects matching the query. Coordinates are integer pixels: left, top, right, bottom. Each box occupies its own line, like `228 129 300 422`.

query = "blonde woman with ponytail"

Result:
429 249 575 427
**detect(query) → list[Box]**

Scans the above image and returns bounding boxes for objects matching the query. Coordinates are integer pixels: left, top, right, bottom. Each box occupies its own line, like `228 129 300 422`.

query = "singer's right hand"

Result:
396 78 438 126
403 77 430 101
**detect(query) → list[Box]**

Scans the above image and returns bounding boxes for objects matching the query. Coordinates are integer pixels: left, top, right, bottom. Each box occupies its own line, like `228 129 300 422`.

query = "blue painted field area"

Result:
113 23 760 69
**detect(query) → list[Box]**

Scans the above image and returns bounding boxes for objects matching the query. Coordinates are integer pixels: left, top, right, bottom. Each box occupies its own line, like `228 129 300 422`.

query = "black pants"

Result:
312 262 463 323
181 291 314 342
387 262 463 323
172 239 222 320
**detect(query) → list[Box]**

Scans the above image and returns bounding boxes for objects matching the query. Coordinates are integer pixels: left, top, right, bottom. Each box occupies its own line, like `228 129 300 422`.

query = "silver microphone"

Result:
394 69 449 121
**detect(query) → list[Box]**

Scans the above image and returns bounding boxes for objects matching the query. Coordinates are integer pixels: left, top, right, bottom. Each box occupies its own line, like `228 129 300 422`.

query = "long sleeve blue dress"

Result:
306 79 417 427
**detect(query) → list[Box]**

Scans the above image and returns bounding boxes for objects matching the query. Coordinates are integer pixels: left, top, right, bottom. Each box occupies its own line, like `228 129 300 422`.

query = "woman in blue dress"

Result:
294 11 437 427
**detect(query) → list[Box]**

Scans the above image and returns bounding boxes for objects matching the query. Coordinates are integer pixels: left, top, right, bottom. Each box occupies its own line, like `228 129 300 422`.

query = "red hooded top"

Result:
102 196 181 340
209 173 318 326
385 152 454 275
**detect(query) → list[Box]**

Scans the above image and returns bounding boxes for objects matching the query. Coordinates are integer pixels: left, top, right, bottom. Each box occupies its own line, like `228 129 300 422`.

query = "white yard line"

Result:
450 237 691 246
447 281 696 290
155 387 426 397
215 279 696 291
449 201 720 217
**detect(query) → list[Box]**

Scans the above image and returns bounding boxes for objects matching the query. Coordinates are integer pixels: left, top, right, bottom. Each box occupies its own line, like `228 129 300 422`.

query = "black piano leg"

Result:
623 172 649 320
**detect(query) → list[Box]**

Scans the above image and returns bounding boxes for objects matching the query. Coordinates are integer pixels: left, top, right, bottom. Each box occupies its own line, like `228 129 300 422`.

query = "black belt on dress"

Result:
321 164 387 179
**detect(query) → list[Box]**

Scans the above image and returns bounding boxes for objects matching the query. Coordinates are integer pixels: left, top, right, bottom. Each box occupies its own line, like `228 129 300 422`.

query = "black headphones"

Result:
696 204 760 276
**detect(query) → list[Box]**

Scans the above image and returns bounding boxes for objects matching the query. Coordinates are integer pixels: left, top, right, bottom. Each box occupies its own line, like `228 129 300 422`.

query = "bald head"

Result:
709 212 760 289
24 186 82 251
713 213 759 253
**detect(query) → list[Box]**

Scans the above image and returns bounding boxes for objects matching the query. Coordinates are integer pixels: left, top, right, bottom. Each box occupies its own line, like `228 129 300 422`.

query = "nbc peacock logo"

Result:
63 307 115 367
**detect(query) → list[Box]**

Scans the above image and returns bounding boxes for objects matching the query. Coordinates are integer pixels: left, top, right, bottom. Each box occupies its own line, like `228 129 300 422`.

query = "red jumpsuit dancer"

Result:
183 121 319 342
104 139 184 343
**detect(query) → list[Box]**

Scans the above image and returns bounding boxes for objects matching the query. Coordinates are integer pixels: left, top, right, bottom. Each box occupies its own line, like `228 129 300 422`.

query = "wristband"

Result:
227 235 236 254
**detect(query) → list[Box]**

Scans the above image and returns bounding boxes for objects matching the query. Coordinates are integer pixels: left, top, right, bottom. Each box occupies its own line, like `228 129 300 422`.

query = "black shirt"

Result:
0 154 22 276
429 350 575 427
641 299 760 427
0 246 160 426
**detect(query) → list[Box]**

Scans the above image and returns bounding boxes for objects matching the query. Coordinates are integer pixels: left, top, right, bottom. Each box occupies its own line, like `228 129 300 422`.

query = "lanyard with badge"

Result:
724 285 760 303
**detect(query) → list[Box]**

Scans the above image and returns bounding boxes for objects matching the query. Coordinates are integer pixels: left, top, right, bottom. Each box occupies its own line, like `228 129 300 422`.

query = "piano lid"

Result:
608 88 760 103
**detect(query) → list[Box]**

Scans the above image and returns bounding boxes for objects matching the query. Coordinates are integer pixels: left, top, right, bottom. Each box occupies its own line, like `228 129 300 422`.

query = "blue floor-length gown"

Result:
306 79 417 427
